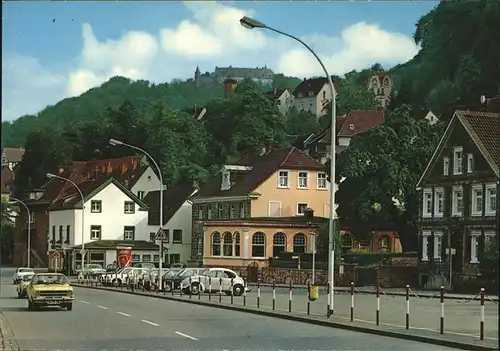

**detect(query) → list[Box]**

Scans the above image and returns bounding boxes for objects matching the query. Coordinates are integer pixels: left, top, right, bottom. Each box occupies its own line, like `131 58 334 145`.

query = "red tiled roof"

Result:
337 110 385 137
2 148 25 163
195 147 325 199
1 166 14 194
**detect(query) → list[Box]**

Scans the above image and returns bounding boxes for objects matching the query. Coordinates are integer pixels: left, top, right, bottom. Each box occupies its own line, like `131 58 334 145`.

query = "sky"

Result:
2 1 437 122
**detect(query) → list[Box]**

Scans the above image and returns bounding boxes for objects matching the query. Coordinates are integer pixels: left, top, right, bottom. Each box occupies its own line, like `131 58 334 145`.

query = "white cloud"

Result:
3 2 419 122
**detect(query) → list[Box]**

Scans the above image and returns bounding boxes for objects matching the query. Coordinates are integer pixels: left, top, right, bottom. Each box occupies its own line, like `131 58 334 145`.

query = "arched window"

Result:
211 232 221 256
341 233 354 248
223 232 233 256
234 232 241 256
293 233 307 254
273 232 287 257
252 232 266 257
379 235 391 252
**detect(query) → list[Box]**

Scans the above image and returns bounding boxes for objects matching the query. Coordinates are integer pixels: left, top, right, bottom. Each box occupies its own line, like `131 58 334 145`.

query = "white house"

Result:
129 160 162 200
47 177 159 271
145 184 199 265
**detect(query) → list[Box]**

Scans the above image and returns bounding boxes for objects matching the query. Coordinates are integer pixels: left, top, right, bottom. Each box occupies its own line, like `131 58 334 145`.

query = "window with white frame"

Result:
452 186 464 216
467 153 474 173
443 157 449 176
434 232 443 261
91 200 102 213
471 185 483 216
297 203 308 215
124 226 135 240
317 172 327 189
453 146 463 174
297 171 308 189
421 231 430 261
137 191 145 200
422 189 432 218
470 231 481 263
124 201 135 214
434 188 444 217
90 225 101 240
485 183 497 215
278 170 289 188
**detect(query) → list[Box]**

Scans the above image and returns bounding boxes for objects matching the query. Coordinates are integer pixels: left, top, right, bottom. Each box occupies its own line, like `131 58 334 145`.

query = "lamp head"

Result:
109 138 123 146
239 16 265 29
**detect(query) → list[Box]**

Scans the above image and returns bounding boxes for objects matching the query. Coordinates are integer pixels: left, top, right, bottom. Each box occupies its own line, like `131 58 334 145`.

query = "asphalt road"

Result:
0 268 457 350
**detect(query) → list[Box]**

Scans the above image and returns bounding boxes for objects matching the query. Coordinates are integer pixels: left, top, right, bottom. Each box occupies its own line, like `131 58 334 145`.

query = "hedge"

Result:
343 251 417 266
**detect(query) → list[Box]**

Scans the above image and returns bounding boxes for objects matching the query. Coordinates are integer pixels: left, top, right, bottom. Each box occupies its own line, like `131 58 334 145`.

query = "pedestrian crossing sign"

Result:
155 228 167 241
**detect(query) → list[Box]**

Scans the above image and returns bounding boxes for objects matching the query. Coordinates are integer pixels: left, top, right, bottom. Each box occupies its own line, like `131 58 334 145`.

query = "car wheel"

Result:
112 279 121 287
190 283 200 295
66 304 73 311
233 284 244 296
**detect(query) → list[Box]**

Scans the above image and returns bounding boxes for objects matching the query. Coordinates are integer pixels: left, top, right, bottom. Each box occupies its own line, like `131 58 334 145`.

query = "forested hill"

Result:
1 74 301 147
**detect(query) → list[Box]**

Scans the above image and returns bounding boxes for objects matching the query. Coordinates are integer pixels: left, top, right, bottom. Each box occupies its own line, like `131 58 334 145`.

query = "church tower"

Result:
195 66 201 88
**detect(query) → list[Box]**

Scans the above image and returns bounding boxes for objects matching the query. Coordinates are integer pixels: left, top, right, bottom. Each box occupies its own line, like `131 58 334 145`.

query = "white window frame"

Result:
124 201 135 214
443 157 449 176
452 186 464 217
297 171 308 189
470 230 481 264
453 146 463 175
137 191 145 200
268 201 282 217
467 153 474 173
422 188 433 218
90 200 102 213
434 188 444 218
90 226 101 240
317 172 327 189
471 184 483 217
297 203 308 215
485 183 497 216
433 231 443 261
421 231 430 261
124 226 135 240
277 170 290 189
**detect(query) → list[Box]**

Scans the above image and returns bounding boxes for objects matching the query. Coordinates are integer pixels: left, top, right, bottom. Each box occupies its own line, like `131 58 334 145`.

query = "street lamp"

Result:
9 197 31 267
109 139 165 278
46 173 85 275
240 16 338 317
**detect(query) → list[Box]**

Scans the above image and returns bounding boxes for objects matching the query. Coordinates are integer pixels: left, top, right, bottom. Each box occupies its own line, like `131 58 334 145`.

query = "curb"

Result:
247 284 499 302
72 284 496 351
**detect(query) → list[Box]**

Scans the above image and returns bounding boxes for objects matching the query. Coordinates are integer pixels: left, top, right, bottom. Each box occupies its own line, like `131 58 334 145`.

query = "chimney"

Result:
193 180 199 190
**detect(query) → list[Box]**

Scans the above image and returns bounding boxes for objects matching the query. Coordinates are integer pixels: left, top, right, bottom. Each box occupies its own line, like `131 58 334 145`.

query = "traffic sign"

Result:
155 228 167 241
79 249 87 256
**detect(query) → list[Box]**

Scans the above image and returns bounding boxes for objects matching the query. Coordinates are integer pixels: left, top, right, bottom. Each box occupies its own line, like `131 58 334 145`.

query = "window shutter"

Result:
442 232 448 260
428 233 434 261
464 233 471 264
478 233 485 263
418 233 423 260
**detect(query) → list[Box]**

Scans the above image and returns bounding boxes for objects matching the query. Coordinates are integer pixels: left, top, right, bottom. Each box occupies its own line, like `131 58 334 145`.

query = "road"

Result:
0 269 457 350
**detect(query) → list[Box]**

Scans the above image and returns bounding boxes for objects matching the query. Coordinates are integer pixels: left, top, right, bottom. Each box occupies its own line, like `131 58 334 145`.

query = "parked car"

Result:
75 264 106 277
100 267 130 286
17 273 35 298
163 268 205 292
26 273 74 311
141 269 173 291
181 268 248 296
132 262 157 270
169 262 186 270
13 267 35 284
101 267 150 287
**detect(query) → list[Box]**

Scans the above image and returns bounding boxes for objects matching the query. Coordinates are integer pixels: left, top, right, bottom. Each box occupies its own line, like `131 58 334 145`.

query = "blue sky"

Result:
2 1 437 122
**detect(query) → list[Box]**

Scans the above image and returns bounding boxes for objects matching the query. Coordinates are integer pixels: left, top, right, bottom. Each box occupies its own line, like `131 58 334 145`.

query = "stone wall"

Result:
376 266 418 288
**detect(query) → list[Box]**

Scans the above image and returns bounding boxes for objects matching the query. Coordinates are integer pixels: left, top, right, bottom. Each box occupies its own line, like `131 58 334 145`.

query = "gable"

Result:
88 179 148 209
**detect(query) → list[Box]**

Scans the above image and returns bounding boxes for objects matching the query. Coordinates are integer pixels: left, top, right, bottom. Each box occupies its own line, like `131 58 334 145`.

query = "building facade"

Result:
292 78 334 118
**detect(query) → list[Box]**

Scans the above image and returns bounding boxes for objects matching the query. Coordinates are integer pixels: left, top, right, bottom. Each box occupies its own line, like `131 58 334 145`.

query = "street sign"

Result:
155 228 167 241
79 249 86 256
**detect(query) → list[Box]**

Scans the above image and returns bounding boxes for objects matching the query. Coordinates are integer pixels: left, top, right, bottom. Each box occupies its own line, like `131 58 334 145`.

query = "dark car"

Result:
162 268 204 292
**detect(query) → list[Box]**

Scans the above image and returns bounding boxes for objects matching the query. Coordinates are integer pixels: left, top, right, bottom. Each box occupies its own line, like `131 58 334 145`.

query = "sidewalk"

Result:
247 282 499 301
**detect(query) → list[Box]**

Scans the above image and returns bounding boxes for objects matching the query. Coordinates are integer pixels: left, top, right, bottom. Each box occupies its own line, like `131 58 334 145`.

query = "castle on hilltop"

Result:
194 65 274 87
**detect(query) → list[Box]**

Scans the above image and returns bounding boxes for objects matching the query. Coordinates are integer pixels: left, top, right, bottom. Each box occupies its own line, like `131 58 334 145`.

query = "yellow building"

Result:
190 145 330 267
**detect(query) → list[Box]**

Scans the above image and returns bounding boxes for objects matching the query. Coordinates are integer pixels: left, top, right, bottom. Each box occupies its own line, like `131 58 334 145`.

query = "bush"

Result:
343 251 417 266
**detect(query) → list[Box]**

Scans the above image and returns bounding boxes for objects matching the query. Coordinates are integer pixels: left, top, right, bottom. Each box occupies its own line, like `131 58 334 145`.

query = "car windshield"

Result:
22 275 34 281
200 269 210 276
32 274 68 285
88 264 102 269
18 268 34 273
180 269 196 277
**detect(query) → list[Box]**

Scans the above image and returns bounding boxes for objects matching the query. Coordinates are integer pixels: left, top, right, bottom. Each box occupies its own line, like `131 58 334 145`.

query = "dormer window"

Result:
29 193 36 200
308 91 314 97
453 146 463 175
467 153 474 173
349 124 354 131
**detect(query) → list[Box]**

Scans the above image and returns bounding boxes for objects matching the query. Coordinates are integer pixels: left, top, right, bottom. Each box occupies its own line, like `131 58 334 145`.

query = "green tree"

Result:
285 106 318 135
333 105 443 251
1 197 15 264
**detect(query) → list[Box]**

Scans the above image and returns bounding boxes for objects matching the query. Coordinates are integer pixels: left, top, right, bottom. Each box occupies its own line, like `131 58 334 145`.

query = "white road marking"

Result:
175 331 198 340
117 312 130 317
141 319 159 327
80 300 90 304
97 305 108 310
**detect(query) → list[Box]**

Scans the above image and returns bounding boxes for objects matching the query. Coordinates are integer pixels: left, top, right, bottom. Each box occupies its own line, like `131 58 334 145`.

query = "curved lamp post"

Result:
240 16 338 317
9 197 31 267
46 173 86 274
109 139 165 279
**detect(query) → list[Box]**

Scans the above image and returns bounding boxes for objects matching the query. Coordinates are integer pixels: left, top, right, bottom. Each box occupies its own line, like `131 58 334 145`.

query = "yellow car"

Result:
26 273 74 311
17 273 35 298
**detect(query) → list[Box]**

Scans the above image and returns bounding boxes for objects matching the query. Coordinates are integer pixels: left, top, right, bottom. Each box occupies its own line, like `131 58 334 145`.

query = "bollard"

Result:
231 278 234 305
307 281 311 315
257 278 261 308
198 279 201 300
180 280 183 298
405 285 410 330
189 277 192 299
160 276 164 294
142 276 146 292
439 285 445 334
243 278 247 306
288 280 292 313
272 279 276 311
350 281 355 322
208 277 212 301
480 288 485 340
171 280 174 296
219 277 222 303
376 284 380 326
326 281 331 318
